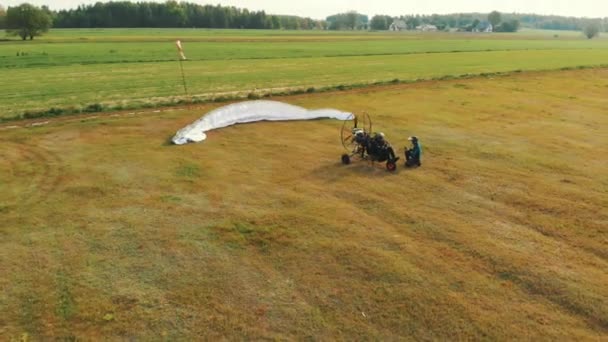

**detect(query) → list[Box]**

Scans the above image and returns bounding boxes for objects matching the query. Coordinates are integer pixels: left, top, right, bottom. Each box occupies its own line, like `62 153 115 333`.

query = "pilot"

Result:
405 136 422 167
353 128 369 156
372 132 398 162
353 128 367 144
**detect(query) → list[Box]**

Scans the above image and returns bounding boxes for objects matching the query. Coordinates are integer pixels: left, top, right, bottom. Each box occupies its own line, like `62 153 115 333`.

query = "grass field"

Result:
1 67 607 339
1 29 608 118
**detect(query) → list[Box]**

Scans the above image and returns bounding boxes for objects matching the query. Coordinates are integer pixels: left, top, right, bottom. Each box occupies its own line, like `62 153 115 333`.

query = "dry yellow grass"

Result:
0 69 607 339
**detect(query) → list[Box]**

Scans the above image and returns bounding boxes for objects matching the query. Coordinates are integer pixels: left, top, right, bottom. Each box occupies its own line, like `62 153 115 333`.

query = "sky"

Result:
1 0 607 19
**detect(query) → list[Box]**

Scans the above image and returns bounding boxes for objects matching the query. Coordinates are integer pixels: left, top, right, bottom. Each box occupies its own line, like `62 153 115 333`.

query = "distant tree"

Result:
370 15 392 30
0 5 6 29
495 19 520 32
463 18 480 32
326 11 367 30
345 11 358 30
316 20 327 30
583 22 601 39
488 11 501 29
6 3 52 40
404 15 421 30
49 2 320 30
269 15 280 29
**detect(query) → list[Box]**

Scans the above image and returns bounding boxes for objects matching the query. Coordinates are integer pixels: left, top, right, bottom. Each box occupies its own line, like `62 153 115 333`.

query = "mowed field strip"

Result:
1 29 608 118
3 37 607 68
1 68 606 339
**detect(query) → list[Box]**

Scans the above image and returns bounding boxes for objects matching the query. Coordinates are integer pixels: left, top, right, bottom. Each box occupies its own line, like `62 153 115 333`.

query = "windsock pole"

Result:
176 40 188 95
179 58 188 95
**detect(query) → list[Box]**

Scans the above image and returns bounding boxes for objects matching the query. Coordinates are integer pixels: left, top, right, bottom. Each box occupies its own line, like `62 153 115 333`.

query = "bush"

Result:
495 20 520 32
213 96 230 102
47 107 64 116
84 103 104 112
583 22 601 39
23 111 41 119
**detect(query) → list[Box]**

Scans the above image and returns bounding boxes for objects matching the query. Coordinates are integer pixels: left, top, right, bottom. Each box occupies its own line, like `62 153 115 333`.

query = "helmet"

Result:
408 136 418 143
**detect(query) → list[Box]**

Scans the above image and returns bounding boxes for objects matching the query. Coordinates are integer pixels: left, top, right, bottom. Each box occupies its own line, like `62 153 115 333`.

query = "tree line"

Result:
368 12 521 32
1 2 606 40
51 1 323 29
366 12 607 33
326 12 369 30
0 1 323 34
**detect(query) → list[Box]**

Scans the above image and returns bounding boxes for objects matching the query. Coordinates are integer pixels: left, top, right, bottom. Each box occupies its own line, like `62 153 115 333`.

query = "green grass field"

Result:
1 68 606 339
1 28 607 118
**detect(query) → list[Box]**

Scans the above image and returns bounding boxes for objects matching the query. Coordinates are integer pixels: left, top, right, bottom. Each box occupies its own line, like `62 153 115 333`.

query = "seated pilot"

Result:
370 132 397 162
405 136 422 167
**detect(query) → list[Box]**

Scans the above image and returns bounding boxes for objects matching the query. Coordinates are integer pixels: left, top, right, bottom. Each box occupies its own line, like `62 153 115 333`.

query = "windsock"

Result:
176 40 187 60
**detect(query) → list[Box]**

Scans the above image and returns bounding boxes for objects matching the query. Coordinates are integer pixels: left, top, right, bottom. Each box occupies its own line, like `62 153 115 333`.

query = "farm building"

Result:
474 22 493 32
416 24 438 32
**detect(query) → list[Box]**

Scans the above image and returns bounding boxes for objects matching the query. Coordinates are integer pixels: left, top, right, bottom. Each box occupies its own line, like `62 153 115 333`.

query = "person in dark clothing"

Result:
405 136 422 167
353 129 367 155
370 132 398 162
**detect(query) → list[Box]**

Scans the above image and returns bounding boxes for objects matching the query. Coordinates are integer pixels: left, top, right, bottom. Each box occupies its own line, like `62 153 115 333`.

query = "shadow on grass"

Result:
311 160 403 182
162 135 176 146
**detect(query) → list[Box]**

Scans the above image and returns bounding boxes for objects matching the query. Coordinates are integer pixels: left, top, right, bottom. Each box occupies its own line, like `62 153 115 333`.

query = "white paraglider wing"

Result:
172 100 353 145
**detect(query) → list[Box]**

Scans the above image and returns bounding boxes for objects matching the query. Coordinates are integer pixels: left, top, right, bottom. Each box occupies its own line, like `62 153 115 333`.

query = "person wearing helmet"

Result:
370 132 397 162
352 128 369 157
353 128 366 144
405 136 422 167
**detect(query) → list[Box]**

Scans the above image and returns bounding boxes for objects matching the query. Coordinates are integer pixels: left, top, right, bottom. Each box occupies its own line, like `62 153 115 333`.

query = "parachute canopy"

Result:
172 100 353 145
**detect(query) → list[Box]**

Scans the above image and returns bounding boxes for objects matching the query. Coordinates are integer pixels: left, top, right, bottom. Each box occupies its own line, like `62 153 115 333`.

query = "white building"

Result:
416 24 438 32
